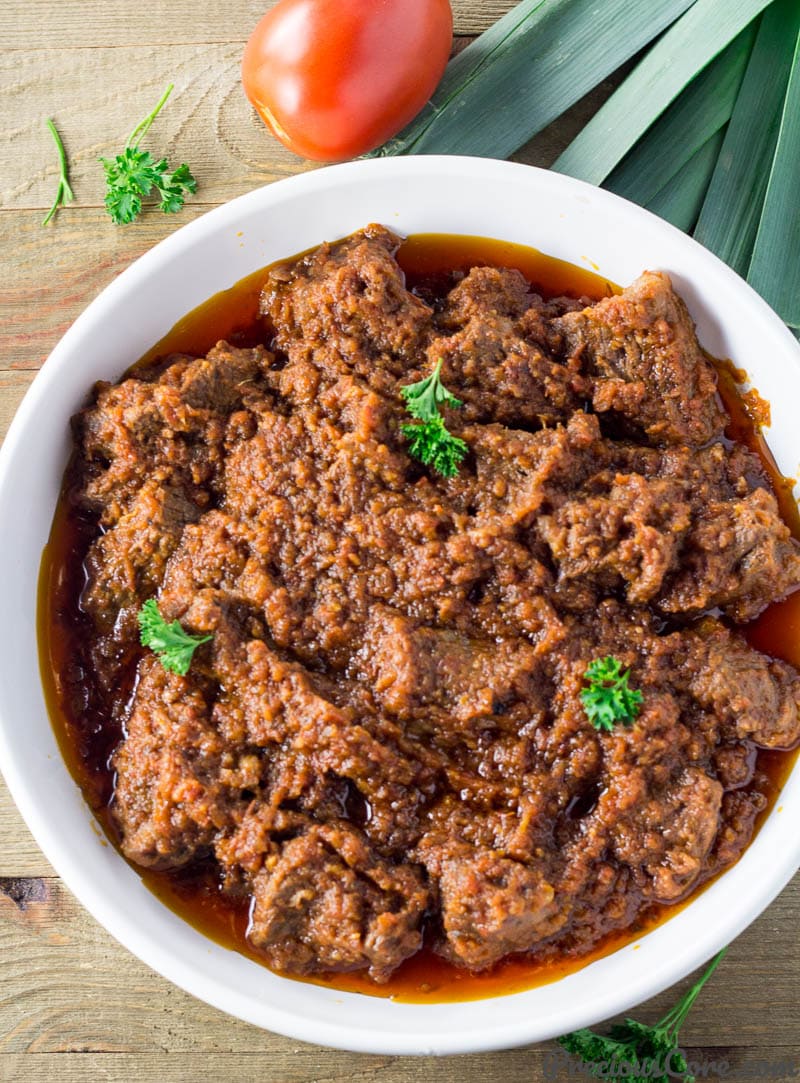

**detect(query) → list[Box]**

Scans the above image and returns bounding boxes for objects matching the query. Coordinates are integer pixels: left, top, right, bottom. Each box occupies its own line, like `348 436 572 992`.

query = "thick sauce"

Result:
39 233 800 1003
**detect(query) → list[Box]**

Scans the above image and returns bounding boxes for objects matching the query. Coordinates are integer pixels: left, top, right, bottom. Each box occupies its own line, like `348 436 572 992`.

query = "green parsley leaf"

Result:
103 184 142 227
137 598 212 676
558 949 727 1083
581 655 643 731
158 162 198 214
400 360 468 477
100 85 196 226
401 358 463 421
42 118 75 226
401 415 468 478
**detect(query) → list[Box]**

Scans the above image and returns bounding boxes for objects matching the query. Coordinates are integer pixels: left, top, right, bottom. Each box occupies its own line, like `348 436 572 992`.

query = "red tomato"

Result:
241 0 453 162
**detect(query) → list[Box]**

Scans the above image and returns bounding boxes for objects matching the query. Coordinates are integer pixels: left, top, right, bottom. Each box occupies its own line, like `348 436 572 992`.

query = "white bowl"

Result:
1 157 799 1055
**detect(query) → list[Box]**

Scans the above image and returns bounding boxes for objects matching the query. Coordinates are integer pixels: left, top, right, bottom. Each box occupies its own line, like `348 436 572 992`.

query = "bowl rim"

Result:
1 155 799 1056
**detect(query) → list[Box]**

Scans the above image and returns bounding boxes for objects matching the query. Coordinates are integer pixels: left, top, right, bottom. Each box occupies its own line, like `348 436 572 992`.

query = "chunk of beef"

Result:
422 845 559 970
607 767 723 902
358 607 542 729
112 659 233 869
554 271 726 445
76 344 268 521
688 621 800 750
425 266 583 428
160 341 267 412
659 487 800 621
262 225 432 388
82 478 202 636
445 265 533 322
200 617 436 852
539 473 692 603
157 511 258 615
713 743 756 791
248 823 428 982
706 790 768 872
537 432 800 620
460 410 606 528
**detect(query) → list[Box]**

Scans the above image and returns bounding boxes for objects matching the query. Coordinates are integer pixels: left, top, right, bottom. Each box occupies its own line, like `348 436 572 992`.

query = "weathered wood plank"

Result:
0 372 35 441
2 1046 800 1083
0 778 53 877
0 207 210 374
5 0 515 48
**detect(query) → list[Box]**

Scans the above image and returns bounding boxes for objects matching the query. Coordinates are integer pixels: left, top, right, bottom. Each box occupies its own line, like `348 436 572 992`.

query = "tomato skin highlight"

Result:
241 0 453 162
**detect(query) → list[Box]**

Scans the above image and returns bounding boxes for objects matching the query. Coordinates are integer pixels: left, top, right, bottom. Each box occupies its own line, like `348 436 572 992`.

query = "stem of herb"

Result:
127 84 174 149
42 118 75 227
659 948 727 1038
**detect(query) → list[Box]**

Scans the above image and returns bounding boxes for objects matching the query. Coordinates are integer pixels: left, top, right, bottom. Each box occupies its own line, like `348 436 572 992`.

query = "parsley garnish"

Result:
558 949 726 1083
401 358 463 417
42 118 75 226
400 359 468 478
402 413 469 478
138 598 212 676
100 84 197 226
581 655 643 731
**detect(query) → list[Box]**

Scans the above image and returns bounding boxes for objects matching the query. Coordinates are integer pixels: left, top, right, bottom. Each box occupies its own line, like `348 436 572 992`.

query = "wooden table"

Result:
1 3 798 1080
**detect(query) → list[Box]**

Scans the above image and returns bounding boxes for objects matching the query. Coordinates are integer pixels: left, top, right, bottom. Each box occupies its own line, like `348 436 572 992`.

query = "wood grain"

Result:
0 39 623 215
0 372 35 437
5 0 514 48
0 209 210 374
1 0 799 1077
0 779 54 877
0 1045 798 1083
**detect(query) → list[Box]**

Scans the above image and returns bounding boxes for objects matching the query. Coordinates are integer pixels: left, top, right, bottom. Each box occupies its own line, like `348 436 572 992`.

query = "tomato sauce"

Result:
39 233 800 1003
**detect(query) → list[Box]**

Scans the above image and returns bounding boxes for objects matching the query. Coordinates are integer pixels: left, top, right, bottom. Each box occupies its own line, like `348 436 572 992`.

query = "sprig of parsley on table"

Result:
400 360 468 478
100 84 196 225
558 949 727 1083
581 655 643 731
138 599 212 676
42 118 75 226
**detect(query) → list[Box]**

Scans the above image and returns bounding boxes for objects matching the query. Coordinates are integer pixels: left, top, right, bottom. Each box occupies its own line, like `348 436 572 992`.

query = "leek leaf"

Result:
553 0 777 185
646 130 725 233
605 27 754 207
369 0 697 159
695 0 800 276
748 24 800 328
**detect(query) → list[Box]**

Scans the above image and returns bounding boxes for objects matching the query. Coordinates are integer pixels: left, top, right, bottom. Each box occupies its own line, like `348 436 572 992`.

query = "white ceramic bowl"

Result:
1 157 799 1055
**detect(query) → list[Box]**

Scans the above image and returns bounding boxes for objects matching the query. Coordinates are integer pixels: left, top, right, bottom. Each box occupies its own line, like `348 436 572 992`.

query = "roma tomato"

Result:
241 0 453 162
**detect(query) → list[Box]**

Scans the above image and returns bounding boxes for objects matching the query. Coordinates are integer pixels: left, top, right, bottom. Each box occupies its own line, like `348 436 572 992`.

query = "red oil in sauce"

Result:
39 232 800 1003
